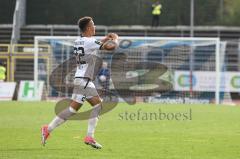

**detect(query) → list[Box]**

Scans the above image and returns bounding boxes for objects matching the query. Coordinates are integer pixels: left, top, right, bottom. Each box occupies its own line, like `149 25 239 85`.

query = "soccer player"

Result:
41 16 119 149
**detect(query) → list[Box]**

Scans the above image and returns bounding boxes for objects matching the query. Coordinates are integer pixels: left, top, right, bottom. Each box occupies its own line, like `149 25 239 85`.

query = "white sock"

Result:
87 104 102 137
48 116 65 133
48 106 77 133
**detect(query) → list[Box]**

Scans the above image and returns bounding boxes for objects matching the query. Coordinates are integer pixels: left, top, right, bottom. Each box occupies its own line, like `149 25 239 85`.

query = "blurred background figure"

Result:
0 61 6 82
98 61 110 92
151 0 162 27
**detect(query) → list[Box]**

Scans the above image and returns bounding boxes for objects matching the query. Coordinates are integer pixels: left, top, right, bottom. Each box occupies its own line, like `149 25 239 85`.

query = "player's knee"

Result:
71 94 86 104
87 96 102 106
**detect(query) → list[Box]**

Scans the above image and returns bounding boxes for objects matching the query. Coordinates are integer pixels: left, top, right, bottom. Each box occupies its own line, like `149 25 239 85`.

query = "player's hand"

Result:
106 33 119 41
101 33 119 51
101 33 118 43
102 39 118 51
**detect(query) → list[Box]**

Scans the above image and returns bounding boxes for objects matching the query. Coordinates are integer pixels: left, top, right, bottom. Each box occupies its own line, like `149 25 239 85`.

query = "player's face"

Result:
87 20 96 36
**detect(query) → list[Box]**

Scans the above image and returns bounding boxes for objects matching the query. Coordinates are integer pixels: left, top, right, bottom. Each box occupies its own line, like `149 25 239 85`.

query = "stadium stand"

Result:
2 25 240 44
0 25 12 44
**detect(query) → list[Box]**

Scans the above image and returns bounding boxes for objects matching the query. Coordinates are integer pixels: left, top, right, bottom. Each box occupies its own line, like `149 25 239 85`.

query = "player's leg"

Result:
41 97 84 146
86 96 102 138
48 100 83 132
41 78 88 146
84 95 102 149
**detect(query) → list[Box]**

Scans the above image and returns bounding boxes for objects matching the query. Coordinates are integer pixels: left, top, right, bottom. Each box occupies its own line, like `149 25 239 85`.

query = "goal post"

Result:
34 36 222 104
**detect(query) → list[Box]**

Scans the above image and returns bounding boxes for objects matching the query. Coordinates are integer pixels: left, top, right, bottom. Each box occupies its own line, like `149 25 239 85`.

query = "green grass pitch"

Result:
0 101 240 159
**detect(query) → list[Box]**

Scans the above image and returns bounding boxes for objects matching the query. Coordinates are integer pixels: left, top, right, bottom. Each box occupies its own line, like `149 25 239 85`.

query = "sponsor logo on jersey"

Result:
95 40 101 45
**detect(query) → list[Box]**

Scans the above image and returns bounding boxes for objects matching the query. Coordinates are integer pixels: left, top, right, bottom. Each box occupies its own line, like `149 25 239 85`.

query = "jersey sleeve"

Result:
86 38 103 50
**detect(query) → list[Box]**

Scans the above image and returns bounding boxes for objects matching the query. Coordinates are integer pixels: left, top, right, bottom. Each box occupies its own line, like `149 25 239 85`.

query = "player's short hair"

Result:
78 16 93 32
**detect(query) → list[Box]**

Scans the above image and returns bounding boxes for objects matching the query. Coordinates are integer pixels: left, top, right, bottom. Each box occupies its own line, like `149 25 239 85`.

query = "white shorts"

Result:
71 78 99 104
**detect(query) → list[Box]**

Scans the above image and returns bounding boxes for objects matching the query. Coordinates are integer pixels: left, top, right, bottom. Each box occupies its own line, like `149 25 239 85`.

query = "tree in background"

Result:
1 0 240 26
221 0 240 26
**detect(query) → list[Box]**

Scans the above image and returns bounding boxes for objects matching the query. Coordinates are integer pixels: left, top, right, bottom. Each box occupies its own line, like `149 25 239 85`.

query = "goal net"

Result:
34 36 227 104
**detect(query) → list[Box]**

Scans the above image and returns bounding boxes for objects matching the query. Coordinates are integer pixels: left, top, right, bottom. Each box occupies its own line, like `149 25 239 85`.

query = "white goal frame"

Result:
34 36 221 104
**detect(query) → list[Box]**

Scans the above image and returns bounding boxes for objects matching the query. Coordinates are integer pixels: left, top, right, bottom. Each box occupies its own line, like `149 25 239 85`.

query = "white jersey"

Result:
73 36 103 80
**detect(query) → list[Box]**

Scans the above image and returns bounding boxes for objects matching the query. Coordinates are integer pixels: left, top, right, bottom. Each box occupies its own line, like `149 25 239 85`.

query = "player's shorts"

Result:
71 78 99 104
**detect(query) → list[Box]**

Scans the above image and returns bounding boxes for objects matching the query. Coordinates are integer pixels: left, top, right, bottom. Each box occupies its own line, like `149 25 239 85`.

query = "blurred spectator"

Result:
98 61 110 91
38 63 47 81
0 61 6 82
151 1 162 27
